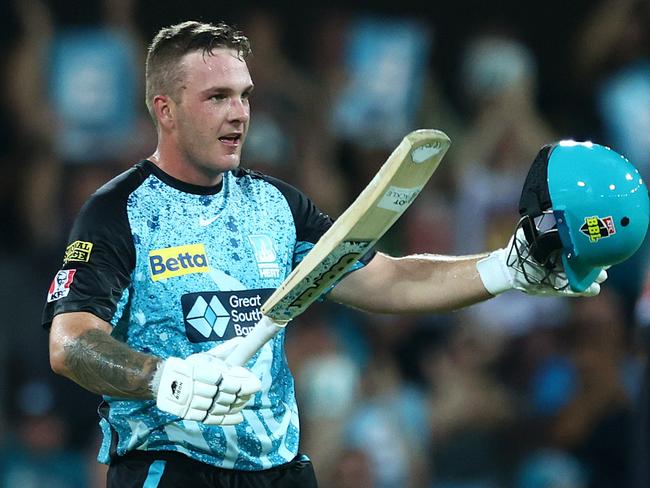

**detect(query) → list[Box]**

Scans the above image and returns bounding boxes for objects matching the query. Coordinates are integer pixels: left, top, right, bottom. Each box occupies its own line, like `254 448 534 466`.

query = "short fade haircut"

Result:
145 20 252 124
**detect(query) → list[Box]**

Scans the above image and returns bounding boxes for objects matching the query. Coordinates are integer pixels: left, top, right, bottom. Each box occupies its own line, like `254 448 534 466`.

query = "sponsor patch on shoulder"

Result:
47 269 76 302
64 240 94 264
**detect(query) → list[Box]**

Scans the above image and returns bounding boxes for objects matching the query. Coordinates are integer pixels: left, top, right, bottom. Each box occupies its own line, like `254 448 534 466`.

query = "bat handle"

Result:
226 315 288 366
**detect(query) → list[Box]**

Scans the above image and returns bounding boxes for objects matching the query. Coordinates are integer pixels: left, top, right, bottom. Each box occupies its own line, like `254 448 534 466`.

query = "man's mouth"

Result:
218 133 242 146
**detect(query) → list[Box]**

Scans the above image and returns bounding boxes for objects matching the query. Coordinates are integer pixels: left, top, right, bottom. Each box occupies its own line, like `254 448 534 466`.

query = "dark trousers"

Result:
107 450 318 488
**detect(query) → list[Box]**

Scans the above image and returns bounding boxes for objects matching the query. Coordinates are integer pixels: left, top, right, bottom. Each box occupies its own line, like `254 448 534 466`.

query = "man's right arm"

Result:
49 311 263 424
49 311 161 399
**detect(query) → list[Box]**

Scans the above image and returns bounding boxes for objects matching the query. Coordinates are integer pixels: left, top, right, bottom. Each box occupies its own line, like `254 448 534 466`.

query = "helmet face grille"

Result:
509 215 568 291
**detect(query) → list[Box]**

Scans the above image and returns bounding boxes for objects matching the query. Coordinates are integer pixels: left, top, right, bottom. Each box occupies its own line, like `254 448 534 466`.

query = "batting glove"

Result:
194 338 262 426
477 227 608 297
153 338 261 425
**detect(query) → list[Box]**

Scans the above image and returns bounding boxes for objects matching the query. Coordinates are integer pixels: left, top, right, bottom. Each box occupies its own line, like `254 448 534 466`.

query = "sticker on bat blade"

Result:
411 140 444 164
378 186 422 212
579 215 616 242
268 240 373 321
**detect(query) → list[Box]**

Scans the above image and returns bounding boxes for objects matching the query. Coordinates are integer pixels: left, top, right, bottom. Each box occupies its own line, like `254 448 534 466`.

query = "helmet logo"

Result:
580 216 616 242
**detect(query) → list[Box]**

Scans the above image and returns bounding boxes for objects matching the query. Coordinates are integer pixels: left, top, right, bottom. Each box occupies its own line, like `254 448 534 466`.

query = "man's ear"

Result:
153 95 176 130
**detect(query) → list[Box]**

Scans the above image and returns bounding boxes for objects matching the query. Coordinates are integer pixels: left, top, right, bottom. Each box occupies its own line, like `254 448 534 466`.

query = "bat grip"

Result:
226 315 288 366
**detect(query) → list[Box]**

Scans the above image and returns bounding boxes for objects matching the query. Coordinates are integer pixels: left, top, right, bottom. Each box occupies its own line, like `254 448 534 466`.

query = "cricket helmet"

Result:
517 140 649 292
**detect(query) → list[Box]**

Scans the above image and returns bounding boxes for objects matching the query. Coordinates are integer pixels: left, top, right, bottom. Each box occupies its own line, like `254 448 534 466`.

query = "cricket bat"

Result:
226 129 451 366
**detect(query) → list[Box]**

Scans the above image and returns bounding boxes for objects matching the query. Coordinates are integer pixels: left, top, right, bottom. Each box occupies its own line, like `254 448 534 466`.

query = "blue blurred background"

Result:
0 0 649 486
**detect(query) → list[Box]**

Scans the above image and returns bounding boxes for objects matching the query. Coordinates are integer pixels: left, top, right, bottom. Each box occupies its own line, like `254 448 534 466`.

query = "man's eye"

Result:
211 94 226 101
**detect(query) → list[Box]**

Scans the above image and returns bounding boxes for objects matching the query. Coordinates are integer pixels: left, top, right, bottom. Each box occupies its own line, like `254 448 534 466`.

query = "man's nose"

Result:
229 98 249 123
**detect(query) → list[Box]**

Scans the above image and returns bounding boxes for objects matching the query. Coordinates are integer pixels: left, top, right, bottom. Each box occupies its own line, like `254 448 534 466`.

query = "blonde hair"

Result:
145 21 251 123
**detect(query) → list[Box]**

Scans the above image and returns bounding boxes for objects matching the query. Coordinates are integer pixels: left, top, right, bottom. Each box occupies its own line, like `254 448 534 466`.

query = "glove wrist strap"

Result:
477 249 514 296
150 359 165 396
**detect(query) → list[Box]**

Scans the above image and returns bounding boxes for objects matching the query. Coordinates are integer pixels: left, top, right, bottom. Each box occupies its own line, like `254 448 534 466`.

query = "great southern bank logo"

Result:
181 289 274 343
149 243 209 281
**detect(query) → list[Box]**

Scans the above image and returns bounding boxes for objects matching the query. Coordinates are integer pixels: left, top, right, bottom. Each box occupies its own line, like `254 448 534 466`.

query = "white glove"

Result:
477 227 608 297
194 338 262 426
153 338 261 425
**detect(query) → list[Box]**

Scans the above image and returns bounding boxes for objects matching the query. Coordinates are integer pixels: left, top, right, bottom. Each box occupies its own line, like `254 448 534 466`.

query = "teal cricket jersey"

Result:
42 160 371 470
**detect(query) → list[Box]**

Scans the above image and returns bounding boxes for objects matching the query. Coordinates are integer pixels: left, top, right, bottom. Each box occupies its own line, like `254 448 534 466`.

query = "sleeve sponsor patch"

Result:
47 269 77 302
64 240 94 264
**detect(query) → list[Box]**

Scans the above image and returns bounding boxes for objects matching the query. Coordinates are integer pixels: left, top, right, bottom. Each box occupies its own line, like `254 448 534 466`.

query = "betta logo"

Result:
149 243 209 281
580 216 616 243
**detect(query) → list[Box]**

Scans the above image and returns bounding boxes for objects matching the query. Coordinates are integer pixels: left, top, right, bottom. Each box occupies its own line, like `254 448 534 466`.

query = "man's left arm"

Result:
329 252 493 314
330 226 608 313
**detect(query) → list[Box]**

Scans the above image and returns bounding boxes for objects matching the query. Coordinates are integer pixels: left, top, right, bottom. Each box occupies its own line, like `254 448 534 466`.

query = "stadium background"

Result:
0 0 648 486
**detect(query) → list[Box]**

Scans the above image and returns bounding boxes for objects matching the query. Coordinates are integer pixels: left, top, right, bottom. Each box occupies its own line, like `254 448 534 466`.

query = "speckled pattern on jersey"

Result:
98 170 302 470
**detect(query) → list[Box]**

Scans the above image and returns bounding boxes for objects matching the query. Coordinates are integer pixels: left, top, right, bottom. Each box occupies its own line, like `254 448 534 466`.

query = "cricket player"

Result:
44 20 643 488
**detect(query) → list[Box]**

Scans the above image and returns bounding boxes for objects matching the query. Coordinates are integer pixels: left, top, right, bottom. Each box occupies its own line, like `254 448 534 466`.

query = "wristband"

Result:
476 249 514 295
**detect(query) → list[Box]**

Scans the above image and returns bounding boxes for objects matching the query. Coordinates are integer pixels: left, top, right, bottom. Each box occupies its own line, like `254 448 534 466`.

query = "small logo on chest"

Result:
198 215 219 227
247 234 281 279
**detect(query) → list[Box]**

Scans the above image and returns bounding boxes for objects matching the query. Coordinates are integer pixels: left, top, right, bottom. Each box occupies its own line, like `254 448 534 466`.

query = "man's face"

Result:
172 49 253 181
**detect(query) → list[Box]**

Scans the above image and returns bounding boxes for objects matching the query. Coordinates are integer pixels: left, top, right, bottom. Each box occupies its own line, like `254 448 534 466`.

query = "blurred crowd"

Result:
0 0 649 487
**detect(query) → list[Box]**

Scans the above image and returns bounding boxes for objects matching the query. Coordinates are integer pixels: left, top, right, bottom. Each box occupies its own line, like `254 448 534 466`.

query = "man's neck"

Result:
149 146 224 187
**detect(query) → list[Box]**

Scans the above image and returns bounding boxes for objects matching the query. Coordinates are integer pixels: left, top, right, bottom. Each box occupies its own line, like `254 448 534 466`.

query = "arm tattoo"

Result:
63 329 162 399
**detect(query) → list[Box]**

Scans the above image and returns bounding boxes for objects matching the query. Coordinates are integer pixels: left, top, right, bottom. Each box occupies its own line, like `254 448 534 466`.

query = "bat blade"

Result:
227 129 451 366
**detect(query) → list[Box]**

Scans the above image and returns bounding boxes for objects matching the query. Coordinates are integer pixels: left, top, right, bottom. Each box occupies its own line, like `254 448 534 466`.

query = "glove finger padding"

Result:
209 403 235 415
218 367 261 395
209 393 255 415
205 367 260 420
595 268 608 284
571 269 607 297
191 381 221 399
205 412 244 426
213 391 237 406
185 406 215 422
228 366 262 396
230 396 253 410
188 395 217 411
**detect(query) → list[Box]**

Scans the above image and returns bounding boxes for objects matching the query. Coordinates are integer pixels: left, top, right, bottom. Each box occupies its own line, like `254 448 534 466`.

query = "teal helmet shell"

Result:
549 141 649 291
519 140 650 292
